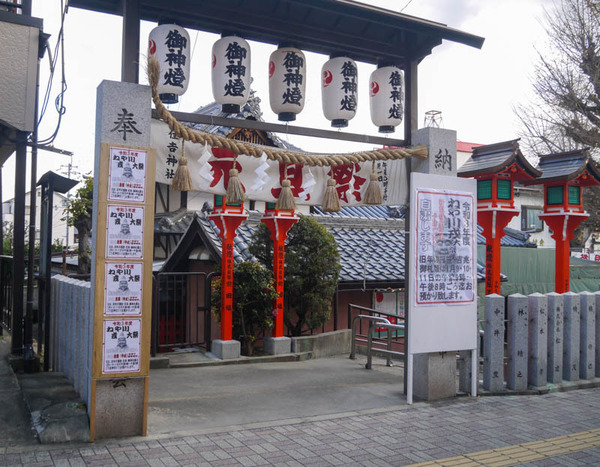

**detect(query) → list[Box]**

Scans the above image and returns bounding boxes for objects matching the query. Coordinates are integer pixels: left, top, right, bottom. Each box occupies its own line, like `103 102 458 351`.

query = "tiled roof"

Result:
312 205 405 219
156 206 512 282
528 148 600 185
458 139 541 180
316 206 534 248
476 225 536 248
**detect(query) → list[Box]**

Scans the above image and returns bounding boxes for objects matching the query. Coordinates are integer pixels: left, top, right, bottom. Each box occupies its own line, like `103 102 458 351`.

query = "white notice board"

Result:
408 172 478 354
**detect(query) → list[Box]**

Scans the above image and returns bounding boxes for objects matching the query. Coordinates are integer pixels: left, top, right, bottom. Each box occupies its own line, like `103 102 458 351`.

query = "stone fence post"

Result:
563 292 580 382
547 292 563 384
528 293 548 388
507 294 528 391
483 294 504 392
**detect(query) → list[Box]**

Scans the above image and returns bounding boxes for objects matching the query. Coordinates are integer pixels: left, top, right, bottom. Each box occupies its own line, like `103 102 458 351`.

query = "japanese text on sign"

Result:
106 205 144 259
104 262 143 316
102 319 141 374
415 189 475 305
163 28 188 88
108 147 147 202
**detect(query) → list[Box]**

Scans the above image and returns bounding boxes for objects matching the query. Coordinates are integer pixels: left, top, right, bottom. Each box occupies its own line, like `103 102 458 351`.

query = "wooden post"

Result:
261 208 298 338
478 209 519 295
209 199 248 343
540 213 588 294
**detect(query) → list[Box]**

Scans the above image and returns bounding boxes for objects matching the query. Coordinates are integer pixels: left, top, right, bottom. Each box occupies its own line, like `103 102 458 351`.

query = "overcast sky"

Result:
3 0 551 199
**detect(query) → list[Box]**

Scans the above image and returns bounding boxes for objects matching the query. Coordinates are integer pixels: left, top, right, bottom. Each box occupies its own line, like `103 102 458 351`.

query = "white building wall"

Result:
2 188 75 249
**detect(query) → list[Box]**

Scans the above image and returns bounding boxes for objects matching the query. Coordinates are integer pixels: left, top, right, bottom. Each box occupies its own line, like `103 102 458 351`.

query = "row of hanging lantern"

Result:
149 24 405 133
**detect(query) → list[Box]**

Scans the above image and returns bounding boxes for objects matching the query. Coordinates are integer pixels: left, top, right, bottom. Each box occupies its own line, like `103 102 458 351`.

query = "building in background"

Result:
2 187 75 250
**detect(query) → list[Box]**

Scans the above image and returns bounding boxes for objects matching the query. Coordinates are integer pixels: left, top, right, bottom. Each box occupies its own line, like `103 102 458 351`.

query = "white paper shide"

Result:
102 319 141 374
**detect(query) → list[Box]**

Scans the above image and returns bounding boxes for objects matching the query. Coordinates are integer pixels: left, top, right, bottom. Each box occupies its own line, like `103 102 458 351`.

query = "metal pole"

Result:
43 181 54 371
23 28 42 371
11 131 27 356
0 166 3 253
403 150 413 395
366 322 373 370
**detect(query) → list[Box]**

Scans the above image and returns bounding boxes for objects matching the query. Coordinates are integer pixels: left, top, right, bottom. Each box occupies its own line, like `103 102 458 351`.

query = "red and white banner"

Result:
151 119 409 206
571 251 600 262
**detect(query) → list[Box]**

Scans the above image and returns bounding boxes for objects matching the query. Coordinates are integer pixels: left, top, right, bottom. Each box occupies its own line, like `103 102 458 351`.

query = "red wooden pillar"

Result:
209 196 248 341
478 209 518 295
539 213 588 293
261 205 298 337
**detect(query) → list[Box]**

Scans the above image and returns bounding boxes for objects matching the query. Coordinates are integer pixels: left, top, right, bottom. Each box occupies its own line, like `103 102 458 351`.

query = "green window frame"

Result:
496 179 512 200
546 185 564 205
568 185 581 205
477 179 492 200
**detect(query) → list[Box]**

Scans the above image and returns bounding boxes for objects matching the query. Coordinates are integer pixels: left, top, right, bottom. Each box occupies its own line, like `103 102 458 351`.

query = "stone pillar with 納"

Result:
522 149 600 294
209 195 248 359
408 128 478 402
261 203 298 355
458 140 541 295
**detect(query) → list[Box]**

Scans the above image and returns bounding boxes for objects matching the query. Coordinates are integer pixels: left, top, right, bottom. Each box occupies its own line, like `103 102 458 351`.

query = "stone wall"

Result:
50 275 92 407
482 291 600 392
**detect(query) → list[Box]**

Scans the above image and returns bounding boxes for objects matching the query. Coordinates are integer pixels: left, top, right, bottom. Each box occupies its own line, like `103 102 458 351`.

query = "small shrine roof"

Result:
458 139 541 181
523 148 600 185
188 92 303 151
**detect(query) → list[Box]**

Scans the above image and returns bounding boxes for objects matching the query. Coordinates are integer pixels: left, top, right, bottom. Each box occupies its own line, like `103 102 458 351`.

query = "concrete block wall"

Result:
50 275 92 407
482 291 600 392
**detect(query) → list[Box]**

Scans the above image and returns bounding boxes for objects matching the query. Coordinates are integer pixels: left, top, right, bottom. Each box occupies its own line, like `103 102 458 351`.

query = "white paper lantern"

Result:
369 65 404 133
148 23 191 104
321 56 358 128
212 35 251 113
269 46 306 122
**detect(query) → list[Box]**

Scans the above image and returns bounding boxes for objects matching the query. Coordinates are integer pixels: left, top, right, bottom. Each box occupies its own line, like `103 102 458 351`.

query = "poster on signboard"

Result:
104 262 142 316
414 188 475 306
106 205 144 259
102 319 141 374
373 290 405 318
108 147 147 203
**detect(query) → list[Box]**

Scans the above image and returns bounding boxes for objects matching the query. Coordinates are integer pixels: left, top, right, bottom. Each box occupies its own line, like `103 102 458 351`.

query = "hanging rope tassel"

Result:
276 180 297 211
226 157 246 204
364 161 383 205
171 139 194 192
322 177 341 212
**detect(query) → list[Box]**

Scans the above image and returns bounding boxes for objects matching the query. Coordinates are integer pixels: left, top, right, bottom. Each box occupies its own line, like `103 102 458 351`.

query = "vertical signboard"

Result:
406 172 477 403
91 143 155 438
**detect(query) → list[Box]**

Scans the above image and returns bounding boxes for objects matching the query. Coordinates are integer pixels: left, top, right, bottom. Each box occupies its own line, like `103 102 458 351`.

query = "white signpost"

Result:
407 172 478 404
